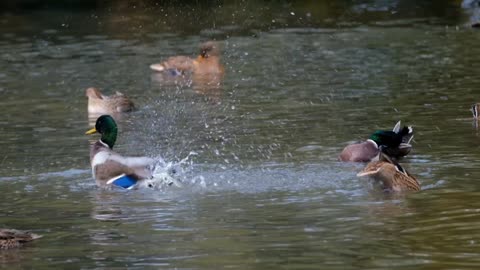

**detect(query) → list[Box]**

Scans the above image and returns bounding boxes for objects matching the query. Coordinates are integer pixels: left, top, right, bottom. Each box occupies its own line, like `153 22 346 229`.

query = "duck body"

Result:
193 53 224 75
339 139 379 162
357 153 420 193
150 41 224 76
339 121 413 162
86 87 135 115
89 140 155 189
0 229 41 250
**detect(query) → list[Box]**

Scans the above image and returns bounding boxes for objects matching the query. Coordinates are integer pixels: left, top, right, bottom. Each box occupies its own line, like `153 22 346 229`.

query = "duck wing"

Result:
103 92 135 112
93 152 155 182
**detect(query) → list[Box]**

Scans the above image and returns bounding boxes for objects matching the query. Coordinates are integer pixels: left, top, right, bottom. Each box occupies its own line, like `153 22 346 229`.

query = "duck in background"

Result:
85 87 135 115
471 103 479 119
339 121 413 162
470 103 480 128
357 147 420 193
150 41 224 76
150 41 224 102
462 0 480 27
0 229 41 250
86 115 179 189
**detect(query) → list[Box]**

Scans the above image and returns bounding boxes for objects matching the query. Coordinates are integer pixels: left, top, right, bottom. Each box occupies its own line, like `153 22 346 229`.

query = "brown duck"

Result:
357 151 420 193
150 41 224 75
0 229 41 250
85 87 135 115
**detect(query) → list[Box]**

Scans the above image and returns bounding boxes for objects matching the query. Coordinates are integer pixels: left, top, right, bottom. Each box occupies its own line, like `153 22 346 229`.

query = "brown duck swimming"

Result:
357 150 420 193
86 87 135 115
0 229 41 250
150 41 224 75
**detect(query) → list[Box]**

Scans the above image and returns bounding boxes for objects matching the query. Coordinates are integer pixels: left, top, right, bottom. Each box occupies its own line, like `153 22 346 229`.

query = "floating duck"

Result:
150 41 224 75
357 149 420 193
339 121 413 162
0 229 41 250
85 87 135 115
86 115 177 189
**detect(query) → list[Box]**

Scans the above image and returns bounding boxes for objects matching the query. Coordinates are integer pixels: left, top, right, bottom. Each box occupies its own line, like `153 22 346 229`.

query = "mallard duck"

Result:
0 229 41 250
86 115 158 189
150 41 224 75
339 121 413 162
357 151 420 193
86 87 135 115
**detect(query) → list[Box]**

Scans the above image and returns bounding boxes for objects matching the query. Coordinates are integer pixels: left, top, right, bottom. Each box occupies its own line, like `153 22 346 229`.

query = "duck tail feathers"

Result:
398 126 414 144
472 104 479 119
398 126 413 136
392 121 401 133
29 233 43 240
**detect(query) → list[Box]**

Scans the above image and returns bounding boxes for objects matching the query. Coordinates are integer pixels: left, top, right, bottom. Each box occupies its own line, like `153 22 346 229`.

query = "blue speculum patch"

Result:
107 174 137 189
168 69 182 76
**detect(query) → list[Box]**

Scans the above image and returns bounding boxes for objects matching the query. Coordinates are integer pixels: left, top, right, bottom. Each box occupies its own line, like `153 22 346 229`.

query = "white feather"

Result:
150 64 165 72
91 150 155 178
366 139 378 149
108 155 155 167
91 151 111 176
392 121 401 133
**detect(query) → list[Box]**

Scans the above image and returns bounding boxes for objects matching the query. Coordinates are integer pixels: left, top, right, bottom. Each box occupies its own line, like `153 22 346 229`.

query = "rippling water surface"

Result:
2 1 480 269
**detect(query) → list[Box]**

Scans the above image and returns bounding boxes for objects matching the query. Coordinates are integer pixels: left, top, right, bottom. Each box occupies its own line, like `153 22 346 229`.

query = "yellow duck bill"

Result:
85 127 97 135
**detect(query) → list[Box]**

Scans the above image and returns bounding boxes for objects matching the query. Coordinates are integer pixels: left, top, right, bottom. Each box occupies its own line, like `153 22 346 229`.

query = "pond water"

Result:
2 0 480 269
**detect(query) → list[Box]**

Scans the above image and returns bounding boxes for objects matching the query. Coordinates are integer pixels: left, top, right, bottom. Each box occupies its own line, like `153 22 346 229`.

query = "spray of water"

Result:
141 151 198 190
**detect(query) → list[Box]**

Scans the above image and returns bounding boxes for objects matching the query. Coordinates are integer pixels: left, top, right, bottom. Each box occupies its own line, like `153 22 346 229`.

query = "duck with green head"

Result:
86 115 157 189
339 121 413 162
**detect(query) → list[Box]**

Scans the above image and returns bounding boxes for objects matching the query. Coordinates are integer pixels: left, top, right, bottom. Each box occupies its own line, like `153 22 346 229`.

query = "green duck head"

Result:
369 130 402 148
85 115 118 148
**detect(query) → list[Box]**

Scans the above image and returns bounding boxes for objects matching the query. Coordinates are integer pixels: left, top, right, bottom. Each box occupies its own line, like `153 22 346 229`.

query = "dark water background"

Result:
2 0 480 269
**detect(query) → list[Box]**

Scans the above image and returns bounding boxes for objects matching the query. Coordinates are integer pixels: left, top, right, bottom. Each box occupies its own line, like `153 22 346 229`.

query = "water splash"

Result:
142 151 198 190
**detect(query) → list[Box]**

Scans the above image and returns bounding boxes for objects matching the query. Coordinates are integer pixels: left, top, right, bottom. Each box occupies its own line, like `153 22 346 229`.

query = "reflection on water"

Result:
150 69 224 103
2 0 480 269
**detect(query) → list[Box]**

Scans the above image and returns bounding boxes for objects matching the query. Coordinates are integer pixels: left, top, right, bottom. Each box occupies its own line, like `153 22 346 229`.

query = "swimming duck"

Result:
150 41 224 75
357 150 420 193
0 229 41 250
86 87 135 115
339 121 413 162
86 115 158 189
